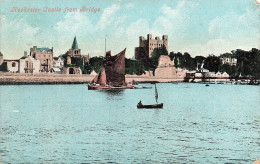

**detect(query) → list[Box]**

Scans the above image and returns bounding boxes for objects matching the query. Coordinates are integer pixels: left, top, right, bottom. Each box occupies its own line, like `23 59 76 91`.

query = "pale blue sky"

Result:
0 0 259 59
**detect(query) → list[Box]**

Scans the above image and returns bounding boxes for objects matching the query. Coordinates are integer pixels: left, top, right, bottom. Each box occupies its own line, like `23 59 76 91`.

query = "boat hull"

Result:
137 103 163 109
88 84 135 90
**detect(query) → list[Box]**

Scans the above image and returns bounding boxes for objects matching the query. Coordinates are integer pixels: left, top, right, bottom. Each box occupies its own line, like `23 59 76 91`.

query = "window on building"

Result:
12 62 16 67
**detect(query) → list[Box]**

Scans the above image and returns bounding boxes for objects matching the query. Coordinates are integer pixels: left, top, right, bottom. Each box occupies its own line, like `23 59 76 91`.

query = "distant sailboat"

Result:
137 83 163 109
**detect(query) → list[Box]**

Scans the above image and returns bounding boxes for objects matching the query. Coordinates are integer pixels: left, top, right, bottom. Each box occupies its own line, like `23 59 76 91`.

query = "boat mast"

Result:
105 35 107 56
155 83 158 104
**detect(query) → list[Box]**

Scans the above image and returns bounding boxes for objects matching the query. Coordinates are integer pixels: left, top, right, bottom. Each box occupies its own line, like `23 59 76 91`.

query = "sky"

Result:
0 0 259 59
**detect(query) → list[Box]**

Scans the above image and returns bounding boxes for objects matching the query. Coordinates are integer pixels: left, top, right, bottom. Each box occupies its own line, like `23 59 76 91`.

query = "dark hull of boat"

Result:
142 87 152 89
137 103 163 109
88 84 135 90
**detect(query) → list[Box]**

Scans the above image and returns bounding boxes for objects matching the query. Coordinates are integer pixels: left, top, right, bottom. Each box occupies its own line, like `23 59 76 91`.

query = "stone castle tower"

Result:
135 34 168 60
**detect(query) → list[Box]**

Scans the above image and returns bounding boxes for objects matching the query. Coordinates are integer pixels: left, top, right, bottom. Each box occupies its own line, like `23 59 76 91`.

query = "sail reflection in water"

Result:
102 89 125 101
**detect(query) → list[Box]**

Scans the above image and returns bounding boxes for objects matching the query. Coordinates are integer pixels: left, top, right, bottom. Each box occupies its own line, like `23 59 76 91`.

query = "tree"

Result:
89 56 104 73
169 51 175 61
204 55 221 72
143 45 169 75
0 62 7 72
125 58 145 75
151 45 168 61
193 56 206 70
183 52 193 70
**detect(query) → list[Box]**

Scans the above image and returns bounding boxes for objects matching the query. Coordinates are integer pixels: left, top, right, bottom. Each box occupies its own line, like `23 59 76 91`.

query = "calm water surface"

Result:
0 83 259 163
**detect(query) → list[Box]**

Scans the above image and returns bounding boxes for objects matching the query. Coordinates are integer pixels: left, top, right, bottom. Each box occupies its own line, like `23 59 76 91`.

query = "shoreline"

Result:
0 73 185 85
0 73 259 85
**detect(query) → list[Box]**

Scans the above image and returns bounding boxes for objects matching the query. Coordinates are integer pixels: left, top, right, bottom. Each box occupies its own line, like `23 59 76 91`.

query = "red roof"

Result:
20 56 28 59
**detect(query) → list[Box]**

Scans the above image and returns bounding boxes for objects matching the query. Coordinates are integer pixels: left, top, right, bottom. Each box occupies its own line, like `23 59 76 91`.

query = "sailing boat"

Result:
137 83 164 108
88 48 135 90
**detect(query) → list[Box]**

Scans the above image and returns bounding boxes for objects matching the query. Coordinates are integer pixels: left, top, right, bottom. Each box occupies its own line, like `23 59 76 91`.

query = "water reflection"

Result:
0 83 259 163
102 89 124 95
99 89 125 100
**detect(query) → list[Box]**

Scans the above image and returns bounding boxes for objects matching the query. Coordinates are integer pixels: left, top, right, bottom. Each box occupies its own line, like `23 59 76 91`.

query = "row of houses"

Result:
194 71 230 78
0 37 89 74
1 51 64 73
186 68 230 78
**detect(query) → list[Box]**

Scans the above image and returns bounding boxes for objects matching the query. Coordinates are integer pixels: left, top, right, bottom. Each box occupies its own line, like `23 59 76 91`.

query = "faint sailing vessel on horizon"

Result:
88 48 135 90
137 83 163 109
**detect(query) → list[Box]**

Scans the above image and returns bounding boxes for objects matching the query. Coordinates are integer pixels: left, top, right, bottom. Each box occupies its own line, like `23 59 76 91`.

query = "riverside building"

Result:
30 46 53 72
220 57 237 66
3 59 19 73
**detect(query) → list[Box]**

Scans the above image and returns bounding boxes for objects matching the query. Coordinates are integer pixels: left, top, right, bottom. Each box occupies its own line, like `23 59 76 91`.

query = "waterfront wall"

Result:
0 72 257 85
0 73 185 84
0 72 93 84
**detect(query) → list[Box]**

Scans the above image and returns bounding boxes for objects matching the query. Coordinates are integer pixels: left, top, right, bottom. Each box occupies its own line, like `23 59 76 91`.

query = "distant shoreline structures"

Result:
0 72 259 85
0 35 259 83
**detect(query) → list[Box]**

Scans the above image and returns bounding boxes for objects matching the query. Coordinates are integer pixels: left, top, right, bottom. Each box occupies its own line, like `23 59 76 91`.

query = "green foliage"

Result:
170 51 197 70
169 51 174 61
219 52 235 58
194 56 206 69
151 45 168 61
168 48 260 79
206 48 260 78
61 54 67 66
234 48 260 78
125 59 145 75
0 62 7 72
219 64 237 77
73 47 260 78
83 63 92 74
145 46 169 74
88 56 104 73
140 58 157 75
182 52 193 70
169 52 182 68
204 55 221 72
73 57 84 67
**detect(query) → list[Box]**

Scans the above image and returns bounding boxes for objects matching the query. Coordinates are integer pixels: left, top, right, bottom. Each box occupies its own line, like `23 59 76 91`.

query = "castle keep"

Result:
135 34 168 60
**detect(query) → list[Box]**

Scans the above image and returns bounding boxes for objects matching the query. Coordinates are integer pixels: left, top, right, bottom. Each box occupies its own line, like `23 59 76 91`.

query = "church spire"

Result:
72 36 79 49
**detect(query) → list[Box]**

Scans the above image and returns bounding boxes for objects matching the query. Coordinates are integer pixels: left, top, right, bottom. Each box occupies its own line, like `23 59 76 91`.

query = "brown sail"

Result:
92 74 98 83
104 48 126 86
92 67 106 85
88 48 135 90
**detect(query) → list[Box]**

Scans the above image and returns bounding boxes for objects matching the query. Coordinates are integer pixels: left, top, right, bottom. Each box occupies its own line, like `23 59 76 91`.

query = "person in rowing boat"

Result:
138 100 142 106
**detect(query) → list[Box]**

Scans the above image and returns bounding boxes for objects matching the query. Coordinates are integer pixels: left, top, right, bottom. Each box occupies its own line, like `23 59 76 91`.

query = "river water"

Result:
0 83 259 163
